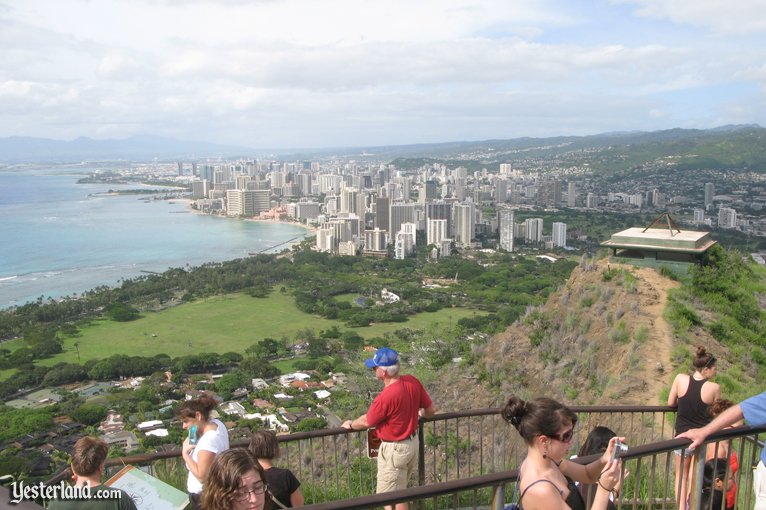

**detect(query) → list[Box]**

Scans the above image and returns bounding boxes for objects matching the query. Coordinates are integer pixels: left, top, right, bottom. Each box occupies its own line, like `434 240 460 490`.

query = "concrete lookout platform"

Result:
601 216 717 274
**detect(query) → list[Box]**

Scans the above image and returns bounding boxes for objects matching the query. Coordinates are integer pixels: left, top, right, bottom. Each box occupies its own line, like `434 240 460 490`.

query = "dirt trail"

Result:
609 260 679 403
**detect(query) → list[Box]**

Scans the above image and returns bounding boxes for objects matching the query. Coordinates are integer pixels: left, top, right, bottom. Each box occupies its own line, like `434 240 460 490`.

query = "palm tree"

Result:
74 342 81 364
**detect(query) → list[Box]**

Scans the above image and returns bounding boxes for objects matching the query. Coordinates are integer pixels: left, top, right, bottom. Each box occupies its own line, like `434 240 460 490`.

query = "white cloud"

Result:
616 0 766 35
0 0 764 147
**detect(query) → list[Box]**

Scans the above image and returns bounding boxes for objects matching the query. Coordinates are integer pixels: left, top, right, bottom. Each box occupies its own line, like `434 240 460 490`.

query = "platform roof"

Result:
601 227 717 254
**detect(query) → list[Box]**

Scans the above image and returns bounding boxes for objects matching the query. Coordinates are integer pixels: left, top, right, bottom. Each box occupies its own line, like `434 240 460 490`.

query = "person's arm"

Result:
420 404 436 418
677 404 744 448
561 437 623 484
185 448 216 480
342 414 370 431
667 375 680 407
590 457 622 510
290 487 305 507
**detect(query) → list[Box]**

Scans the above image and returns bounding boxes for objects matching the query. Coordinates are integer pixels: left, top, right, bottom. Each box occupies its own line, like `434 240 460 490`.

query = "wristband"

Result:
597 478 614 493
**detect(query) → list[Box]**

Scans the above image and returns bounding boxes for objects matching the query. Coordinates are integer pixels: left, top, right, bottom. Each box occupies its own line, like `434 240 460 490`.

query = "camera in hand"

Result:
189 425 198 445
611 439 628 461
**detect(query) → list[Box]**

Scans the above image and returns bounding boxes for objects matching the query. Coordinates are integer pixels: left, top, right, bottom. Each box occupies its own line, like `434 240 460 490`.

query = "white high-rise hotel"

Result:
499 210 515 252
427 219 448 246
552 222 567 248
454 203 475 247
525 218 544 243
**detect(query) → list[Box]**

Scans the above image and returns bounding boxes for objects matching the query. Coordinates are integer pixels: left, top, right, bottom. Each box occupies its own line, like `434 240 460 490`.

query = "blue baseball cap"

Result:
364 347 399 368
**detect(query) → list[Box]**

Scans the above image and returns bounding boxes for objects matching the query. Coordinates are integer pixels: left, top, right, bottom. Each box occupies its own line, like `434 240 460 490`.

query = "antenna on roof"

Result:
643 213 681 236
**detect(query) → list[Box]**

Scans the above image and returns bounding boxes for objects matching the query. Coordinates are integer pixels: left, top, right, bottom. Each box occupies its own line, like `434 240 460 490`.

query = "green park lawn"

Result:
20 291 483 374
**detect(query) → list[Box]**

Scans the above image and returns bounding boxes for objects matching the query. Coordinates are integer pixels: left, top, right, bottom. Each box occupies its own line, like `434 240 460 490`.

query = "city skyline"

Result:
2 0 766 149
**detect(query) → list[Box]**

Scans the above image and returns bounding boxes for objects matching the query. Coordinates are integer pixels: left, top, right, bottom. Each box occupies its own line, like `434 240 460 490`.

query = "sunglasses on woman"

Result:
549 427 575 443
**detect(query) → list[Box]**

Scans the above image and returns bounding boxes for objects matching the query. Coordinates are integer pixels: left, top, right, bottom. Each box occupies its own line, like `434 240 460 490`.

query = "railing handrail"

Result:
294 422 766 510
46 404 679 484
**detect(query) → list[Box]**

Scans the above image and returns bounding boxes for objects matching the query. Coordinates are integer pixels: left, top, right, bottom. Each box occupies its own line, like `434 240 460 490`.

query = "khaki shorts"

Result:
377 437 418 494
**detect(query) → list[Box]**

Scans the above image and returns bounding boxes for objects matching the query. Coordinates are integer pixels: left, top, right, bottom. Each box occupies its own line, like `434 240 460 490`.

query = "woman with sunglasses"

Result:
201 448 271 510
503 395 623 510
667 346 720 509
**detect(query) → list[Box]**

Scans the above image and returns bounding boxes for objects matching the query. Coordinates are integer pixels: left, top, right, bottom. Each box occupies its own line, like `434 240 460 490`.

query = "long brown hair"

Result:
201 448 271 510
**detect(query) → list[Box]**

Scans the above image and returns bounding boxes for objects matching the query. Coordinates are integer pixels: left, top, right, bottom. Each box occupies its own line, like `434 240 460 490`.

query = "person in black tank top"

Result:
667 346 720 509
502 395 624 510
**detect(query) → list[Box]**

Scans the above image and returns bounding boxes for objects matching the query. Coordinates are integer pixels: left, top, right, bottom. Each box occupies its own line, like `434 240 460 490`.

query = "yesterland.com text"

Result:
8 481 124 504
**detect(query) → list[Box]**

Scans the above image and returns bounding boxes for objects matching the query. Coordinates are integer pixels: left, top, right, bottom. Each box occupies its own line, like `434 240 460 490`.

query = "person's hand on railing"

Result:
676 427 707 449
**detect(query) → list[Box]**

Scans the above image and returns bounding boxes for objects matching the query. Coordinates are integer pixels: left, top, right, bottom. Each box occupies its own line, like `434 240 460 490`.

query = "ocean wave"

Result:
0 275 18 282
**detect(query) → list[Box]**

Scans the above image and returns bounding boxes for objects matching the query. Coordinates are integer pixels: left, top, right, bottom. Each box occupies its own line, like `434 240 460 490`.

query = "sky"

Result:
2 0 766 149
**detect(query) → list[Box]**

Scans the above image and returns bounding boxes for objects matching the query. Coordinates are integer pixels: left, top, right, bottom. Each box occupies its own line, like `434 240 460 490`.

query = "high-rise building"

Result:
704 183 715 207
426 201 453 237
318 174 341 194
364 228 387 252
494 177 508 203
499 210 515 252
567 182 576 207
499 163 512 175
427 219 448 246
375 196 390 232
454 203 475 247
389 203 416 238
340 187 359 214
552 222 567 248
525 218 544 243
191 179 209 199
295 201 321 222
419 181 438 204
693 208 705 224
226 189 270 217
316 228 335 253
540 180 562 206
718 207 737 228
586 193 598 209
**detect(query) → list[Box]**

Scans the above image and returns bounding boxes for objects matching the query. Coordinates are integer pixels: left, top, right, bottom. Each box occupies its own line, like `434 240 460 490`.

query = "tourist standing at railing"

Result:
502 395 623 510
249 430 304 508
667 346 720 509
177 394 230 510
201 448 270 510
679 389 766 510
341 347 436 510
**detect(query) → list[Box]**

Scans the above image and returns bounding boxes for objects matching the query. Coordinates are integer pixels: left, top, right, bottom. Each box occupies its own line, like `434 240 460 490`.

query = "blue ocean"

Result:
0 167 309 308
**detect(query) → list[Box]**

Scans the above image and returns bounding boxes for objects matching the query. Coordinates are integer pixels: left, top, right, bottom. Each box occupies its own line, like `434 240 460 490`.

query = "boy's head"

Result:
71 437 109 477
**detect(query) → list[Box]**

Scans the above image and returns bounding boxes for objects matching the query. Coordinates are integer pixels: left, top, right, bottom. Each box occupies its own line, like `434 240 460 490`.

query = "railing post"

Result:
491 483 506 510
688 448 705 510
418 418 425 487
414 419 426 510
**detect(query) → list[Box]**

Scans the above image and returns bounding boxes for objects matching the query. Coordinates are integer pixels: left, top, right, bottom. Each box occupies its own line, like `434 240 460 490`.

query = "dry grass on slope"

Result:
433 257 711 411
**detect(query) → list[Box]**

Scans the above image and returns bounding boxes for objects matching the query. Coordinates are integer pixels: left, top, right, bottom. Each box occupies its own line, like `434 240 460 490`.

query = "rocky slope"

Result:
432 257 724 410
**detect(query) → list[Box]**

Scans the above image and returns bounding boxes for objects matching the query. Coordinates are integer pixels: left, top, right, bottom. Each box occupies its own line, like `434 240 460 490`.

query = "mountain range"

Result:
0 125 764 168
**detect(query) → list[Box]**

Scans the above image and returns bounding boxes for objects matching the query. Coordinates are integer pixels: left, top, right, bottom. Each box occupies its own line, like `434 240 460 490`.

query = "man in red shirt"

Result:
342 347 436 510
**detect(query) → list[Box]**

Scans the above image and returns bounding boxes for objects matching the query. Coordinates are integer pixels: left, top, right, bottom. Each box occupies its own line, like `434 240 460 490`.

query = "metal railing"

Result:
45 405 677 504
294 425 766 510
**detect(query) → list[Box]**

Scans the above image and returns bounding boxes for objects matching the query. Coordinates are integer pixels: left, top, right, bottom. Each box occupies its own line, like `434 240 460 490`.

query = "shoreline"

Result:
183 199 318 234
